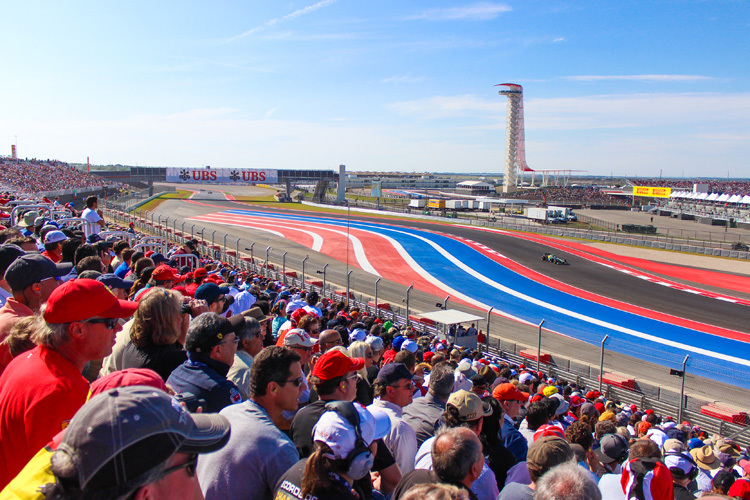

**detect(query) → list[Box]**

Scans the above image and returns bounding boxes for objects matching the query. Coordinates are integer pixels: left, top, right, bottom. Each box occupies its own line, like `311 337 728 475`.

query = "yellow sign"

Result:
632 186 671 198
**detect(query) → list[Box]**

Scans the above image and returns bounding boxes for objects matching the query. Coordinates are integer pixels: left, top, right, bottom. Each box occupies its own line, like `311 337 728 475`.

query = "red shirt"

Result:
0 345 89 488
0 298 34 375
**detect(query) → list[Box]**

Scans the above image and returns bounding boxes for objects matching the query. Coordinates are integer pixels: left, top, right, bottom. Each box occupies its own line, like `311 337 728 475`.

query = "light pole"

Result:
302 256 309 290
264 246 270 277
346 270 353 305
405 282 414 327
282 252 287 284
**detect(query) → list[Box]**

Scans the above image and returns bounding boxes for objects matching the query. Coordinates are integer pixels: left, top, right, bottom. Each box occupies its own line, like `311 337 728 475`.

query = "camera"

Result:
180 303 193 315
173 392 206 413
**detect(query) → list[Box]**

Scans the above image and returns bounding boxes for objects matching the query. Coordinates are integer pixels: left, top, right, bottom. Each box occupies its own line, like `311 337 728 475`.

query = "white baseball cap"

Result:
313 403 391 459
284 328 317 348
401 340 418 353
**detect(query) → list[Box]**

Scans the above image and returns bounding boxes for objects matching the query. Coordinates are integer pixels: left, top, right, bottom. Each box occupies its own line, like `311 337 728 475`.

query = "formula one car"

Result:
541 253 569 265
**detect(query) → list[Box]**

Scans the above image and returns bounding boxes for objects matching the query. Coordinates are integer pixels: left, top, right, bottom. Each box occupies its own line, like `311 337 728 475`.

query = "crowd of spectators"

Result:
0 156 125 195
0 192 749 500
501 186 628 206
629 178 750 197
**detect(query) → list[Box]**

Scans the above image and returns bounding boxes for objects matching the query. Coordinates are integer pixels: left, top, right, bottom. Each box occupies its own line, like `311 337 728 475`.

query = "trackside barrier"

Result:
10 204 51 226
101 201 750 446
55 218 92 234
133 243 166 255
99 231 136 246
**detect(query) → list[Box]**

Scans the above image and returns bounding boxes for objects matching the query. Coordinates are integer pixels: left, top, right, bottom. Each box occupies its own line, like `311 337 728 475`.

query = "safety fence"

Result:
103 201 750 447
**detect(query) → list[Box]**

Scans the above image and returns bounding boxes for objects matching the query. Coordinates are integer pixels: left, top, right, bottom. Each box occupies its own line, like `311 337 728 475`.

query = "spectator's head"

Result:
76 255 104 275
527 436 574 484
237 316 264 357
5 253 71 310
374 363 414 408
248 346 303 413
85 195 98 209
130 288 183 349
432 427 485 489
194 283 230 314
711 469 735 495
492 382 529 419
0 244 25 286
525 401 550 431
310 349 364 401
534 461 602 500
284 328 317 366
595 433 630 469
184 312 238 366
304 402 390 489
43 230 68 253
96 273 134 300
429 361 457 400
47 386 229 500
444 389 491 433
400 484 468 500
318 329 343 352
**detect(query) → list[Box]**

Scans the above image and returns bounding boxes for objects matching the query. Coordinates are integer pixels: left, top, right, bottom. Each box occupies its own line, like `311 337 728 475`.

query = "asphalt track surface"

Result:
151 192 750 405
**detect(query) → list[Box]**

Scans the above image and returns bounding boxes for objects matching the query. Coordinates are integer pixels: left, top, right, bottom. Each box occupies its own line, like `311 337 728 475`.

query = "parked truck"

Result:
408 199 427 208
524 207 567 223
547 206 578 222
427 199 446 209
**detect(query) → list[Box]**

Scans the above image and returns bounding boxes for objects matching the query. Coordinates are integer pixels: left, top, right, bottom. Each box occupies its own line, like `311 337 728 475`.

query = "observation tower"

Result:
496 83 532 193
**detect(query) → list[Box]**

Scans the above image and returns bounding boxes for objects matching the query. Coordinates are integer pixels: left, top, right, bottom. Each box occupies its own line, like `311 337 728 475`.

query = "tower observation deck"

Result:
496 83 531 194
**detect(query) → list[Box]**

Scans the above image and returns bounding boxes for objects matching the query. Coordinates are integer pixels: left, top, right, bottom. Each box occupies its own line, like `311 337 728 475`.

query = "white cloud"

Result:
406 2 512 21
223 0 338 43
552 37 566 43
565 74 714 82
265 107 277 118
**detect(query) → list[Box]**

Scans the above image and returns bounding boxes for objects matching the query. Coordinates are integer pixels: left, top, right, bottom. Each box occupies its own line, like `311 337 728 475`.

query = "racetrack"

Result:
150 196 750 404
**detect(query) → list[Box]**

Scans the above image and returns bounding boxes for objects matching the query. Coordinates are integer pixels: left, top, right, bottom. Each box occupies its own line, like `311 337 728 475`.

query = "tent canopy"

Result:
415 309 483 326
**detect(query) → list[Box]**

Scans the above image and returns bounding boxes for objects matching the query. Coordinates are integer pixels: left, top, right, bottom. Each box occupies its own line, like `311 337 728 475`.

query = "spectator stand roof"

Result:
415 309 483 325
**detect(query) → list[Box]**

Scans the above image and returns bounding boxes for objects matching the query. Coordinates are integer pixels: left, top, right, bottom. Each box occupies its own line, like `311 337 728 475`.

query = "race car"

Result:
541 253 569 265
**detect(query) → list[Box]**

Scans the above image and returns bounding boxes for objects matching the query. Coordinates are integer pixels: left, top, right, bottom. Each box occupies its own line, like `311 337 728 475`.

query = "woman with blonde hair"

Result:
348 340 374 406
120 289 187 381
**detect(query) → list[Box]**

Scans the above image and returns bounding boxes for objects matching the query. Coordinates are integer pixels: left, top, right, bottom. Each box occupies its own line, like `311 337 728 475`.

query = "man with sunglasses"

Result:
227 316 264 400
369 362 419 476
0 279 138 489
167 312 245 413
0 253 71 374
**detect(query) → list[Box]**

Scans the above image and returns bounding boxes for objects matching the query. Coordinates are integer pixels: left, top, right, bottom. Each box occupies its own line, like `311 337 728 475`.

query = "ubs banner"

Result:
166 168 278 184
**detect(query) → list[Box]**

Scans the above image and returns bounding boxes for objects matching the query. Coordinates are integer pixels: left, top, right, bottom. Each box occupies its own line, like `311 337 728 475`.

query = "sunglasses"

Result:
154 454 197 479
281 377 304 388
391 382 415 391
84 318 119 329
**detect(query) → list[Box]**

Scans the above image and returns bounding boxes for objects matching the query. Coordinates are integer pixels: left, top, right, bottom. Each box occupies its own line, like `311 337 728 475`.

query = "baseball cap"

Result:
0 244 24 277
152 265 182 282
96 273 134 292
492 383 529 403
664 452 695 476
400 340 418 353
44 279 138 324
519 372 534 385
52 386 230 494
526 436 574 475
284 328 317 348
376 363 413 386
5 253 72 291
44 230 68 245
193 268 207 279
391 335 405 351
595 434 629 464
150 253 169 265
194 283 230 303
688 437 704 450
663 439 685 454
184 314 231 353
285 300 305 315
89 368 167 397
312 350 365 381
313 403 391 459
712 469 736 493
365 336 384 351
349 328 367 343
447 389 492 421
569 395 585 408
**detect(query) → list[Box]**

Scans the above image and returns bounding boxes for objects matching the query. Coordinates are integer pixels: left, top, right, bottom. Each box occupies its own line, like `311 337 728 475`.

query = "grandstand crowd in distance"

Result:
0 155 749 499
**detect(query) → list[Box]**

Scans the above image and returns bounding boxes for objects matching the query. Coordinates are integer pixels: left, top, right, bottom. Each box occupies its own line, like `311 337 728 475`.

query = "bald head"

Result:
318 329 342 352
432 427 483 487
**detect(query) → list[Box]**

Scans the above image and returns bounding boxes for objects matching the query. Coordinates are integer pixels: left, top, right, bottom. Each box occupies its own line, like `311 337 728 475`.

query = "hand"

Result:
189 299 209 317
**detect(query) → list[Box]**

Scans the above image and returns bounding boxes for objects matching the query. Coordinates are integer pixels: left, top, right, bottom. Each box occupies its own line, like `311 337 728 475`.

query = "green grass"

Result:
135 190 192 213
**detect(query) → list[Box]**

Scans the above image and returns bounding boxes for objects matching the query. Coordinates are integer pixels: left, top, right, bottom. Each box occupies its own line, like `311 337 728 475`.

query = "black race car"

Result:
541 253 569 265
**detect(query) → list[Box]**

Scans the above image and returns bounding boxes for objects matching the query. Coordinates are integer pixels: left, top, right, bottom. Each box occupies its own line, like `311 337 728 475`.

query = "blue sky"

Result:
1 1 748 177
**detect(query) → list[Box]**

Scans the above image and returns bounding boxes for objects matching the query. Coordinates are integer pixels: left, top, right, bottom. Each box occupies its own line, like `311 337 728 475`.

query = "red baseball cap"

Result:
492 383 529 403
194 268 207 279
152 265 182 282
533 424 567 442
44 279 138 324
312 350 365 381
89 368 167 397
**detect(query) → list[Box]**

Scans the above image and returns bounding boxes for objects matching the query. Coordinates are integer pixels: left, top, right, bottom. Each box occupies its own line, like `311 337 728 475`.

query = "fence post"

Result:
190 224 194 240
235 238 240 267
374 277 381 318
405 283 414 327
537 319 545 372
346 270 353 305
486 307 493 347
599 334 609 393
282 252 287 284
443 296 449 309
264 247 270 278
678 354 689 423
301 255 308 290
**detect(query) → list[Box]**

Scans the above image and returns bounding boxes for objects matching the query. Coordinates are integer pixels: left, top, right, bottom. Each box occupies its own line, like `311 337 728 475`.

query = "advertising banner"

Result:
632 186 671 198
166 168 278 184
